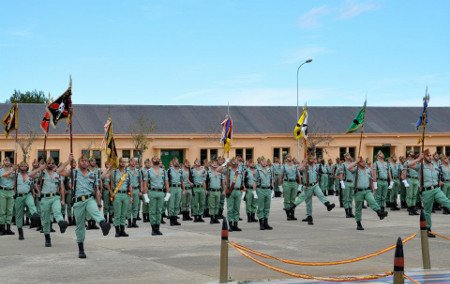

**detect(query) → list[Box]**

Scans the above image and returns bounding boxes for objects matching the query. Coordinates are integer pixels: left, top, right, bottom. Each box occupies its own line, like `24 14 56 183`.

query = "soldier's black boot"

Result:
259 219 265 230
377 210 388 220
12 216 15 225
151 225 157 236
160 215 166 224
86 220 92 230
264 219 273 230
67 216 72 226
193 215 199 223
218 209 224 219
5 224 15 235
108 214 114 223
401 200 407 208
173 216 181 225
427 228 435 238
120 225 129 237
1 224 8 235
127 219 132 228
170 216 175 226
381 206 385 213
390 203 400 211
348 208 355 218
408 207 414 216
132 218 139 228
290 209 298 221
58 220 68 234
356 221 364 230
78 242 86 259
99 221 111 236
443 207 449 215
203 208 210 218
233 222 242 231
182 212 188 221
302 216 308 222
44 234 51 247
285 208 292 220
307 216 314 225
156 224 163 235
345 208 351 218
25 217 30 226
137 214 142 221
247 213 252 223
362 202 367 209
18 228 24 240
197 215 205 223
324 202 335 211
228 221 234 232
115 226 121 237
210 215 215 224
92 221 99 230
214 215 220 224
412 207 420 215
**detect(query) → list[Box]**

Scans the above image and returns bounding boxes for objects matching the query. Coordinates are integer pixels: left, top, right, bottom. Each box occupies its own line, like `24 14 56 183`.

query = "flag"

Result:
2 103 18 137
47 79 72 128
220 116 233 154
102 118 118 169
346 100 367 133
40 111 51 135
293 106 308 140
417 88 430 144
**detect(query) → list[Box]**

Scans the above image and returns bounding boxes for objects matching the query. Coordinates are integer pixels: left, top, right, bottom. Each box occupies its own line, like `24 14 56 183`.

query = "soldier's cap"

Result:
440 154 447 161
19 161 28 167
377 150 384 157
407 150 415 156
344 152 351 158
89 157 96 162
328 159 333 163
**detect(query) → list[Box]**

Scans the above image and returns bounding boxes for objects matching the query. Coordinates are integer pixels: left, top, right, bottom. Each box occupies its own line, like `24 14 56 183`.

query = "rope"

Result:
230 232 416 266
229 242 393 282
403 274 420 284
430 231 450 241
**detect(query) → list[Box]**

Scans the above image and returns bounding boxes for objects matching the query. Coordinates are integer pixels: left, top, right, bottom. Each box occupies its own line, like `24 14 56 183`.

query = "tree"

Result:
130 114 156 166
6 90 51 104
18 124 37 163
303 119 334 158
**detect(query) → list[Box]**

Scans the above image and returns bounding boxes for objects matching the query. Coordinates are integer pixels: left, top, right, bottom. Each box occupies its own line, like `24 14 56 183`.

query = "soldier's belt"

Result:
76 194 94 202
423 185 438 191
258 186 271 189
133 186 140 189
16 192 30 197
42 192 60 198
304 182 317 187
284 179 296 182
150 188 164 192
355 188 370 192
117 190 128 194
407 176 418 179
0 186 13 191
170 183 181 187
378 178 388 181
193 184 203 188
208 188 221 192
445 179 450 182
345 180 353 183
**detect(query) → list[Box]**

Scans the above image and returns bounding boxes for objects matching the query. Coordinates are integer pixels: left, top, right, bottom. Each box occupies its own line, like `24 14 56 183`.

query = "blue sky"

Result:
1 0 449 106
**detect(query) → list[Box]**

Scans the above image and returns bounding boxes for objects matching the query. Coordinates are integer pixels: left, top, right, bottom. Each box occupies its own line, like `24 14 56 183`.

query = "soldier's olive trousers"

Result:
35 194 41 215
354 189 381 222
245 190 257 214
442 182 450 198
208 190 221 216
374 180 389 207
256 188 271 219
15 193 37 228
142 199 149 216
320 175 328 194
181 188 192 212
406 178 419 207
113 193 130 226
74 197 105 243
62 189 73 217
283 181 297 209
41 196 64 234
421 187 450 229
0 189 14 225
293 184 328 216
334 178 340 193
274 175 281 193
149 190 164 225
389 179 400 204
168 187 182 217
343 182 354 209
226 190 242 222
128 189 140 219
399 181 406 202
328 176 334 191
102 190 113 215
192 187 206 216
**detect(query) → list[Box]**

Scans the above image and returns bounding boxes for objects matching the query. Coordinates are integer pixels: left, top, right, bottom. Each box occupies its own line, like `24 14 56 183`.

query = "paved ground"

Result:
1 195 449 283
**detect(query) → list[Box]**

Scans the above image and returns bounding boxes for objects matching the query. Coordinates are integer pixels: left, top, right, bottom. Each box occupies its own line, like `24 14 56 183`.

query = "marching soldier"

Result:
339 153 355 218
272 157 282 197
140 159 151 222
407 150 450 237
167 157 184 226
318 158 329 196
191 159 206 223
404 151 420 215
61 159 76 226
398 156 407 208
35 157 68 247
223 157 245 232
180 160 194 221
440 155 450 215
244 160 258 223
86 158 101 230
388 155 401 211
57 154 111 258
253 157 274 230
348 157 388 230
127 158 141 228
332 158 344 207
143 156 170 236
372 151 392 212
102 161 114 223
205 160 222 224
278 155 300 221
0 157 16 235
14 162 41 240
110 157 132 237
30 160 42 229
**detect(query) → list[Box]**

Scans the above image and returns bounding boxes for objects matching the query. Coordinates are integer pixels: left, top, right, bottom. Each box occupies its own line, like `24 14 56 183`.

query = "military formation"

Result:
1 149 450 259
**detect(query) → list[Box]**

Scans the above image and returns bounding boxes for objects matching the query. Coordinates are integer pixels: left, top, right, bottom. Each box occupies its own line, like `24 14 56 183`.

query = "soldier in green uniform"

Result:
57 154 111 258
348 157 388 230
440 155 450 215
30 160 42 230
332 158 344 207
140 159 151 222
253 157 274 230
285 155 335 225
143 156 169 236
36 157 68 247
223 158 245 231
14 161 41 240
403 151 420 215
398 156 407 208
61 160 76 226
318 158 329 196
206 160 222 224
339 153 355 218
0 157 17 235
191 159 207 223
110 157 132 237
326 159 334 196
217 156 227 219
244 160 258 223
127 158 142 228
432 152 442 212
388 155 400 211
102 161 114 223
278 155 300 221
85 158 102 230
272 157 282 197
167 157 184 226
372 151 392 212
180 160 194 221
407 150 450 237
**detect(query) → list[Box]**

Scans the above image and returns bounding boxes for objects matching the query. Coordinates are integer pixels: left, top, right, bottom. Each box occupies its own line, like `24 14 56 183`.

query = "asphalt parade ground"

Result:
1 195 449 283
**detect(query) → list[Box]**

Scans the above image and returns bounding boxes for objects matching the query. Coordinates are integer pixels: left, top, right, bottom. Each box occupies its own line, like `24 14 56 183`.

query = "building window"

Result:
210 149 218 160
315 147 323 159
81 149 101 166
446 146 450 157
235 148 243 158
339 147 355 159
437 146 444 155
405 146 420 156
273 148 280 161
2 151 15 164
273 147 290 162
200 149 207 162
348 147 356 159
245 148 253 161
37 150 59 164
339 147 346 159
122 150 131 159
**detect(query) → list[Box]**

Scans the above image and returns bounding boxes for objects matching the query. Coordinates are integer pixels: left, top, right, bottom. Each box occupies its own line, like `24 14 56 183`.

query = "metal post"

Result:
420 210 431 269
219 217 229 283
393 237 404 284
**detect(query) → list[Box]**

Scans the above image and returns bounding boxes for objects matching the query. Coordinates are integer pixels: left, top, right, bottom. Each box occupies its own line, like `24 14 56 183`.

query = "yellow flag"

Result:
293 107 308 140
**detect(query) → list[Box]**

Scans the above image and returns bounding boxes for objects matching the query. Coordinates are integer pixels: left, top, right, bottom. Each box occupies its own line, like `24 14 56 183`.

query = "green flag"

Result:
346 100 366 133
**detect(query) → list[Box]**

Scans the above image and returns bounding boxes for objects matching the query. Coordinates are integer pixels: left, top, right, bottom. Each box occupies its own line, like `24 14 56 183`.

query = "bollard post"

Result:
220 217 229 283
393 237 404 284
419 210 431 269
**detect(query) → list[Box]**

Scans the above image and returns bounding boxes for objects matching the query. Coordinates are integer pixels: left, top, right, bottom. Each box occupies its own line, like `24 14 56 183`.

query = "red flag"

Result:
47 78 72 128
40 111 50 134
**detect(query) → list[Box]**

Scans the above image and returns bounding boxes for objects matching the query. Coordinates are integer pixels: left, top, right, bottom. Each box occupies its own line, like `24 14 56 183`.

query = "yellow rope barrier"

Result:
403 274 420 284
229 242 393 282
230 232 416 266
430 231 450 241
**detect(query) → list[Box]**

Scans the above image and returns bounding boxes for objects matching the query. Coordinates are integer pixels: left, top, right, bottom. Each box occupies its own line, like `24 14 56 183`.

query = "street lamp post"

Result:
296 58 313 161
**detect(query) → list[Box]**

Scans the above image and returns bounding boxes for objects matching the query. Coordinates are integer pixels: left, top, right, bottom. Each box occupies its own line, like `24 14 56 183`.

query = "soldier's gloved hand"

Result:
252 191 258 199
388 181 394 189
241 193 246 201
143 193 150 203
373 182 378 190
340 180 346 189
402 179 410 188
297 184 303 193
164 192 171 202
278 185 283 193
271 191 275 199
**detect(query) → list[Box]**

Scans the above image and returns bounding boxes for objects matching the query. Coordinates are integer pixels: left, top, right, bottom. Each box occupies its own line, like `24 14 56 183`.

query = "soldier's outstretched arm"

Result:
57 154 74 177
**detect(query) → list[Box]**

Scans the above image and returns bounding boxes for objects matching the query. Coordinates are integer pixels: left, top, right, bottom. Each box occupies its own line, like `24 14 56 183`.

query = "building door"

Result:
160 149 184 169
373 146 390 161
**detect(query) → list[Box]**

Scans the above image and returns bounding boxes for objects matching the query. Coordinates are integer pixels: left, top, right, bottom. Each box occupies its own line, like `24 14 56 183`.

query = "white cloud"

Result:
298 6 331 29
338 1 381 19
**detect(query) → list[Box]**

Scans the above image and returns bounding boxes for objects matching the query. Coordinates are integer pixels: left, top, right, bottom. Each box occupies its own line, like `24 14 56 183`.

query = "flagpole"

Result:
13 102 19 195
354 123 365 190
419 92 429 193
